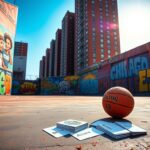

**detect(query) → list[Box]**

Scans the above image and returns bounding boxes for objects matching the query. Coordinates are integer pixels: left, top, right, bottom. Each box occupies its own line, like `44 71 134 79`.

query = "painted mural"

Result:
10 43 150 96
110 55 149 80
40 77 63 95
79 73 98 95
98 44 150 95
40 76 79 95
139 69 150 92
11 80 39 95
0 1 18 95
0 68 12 95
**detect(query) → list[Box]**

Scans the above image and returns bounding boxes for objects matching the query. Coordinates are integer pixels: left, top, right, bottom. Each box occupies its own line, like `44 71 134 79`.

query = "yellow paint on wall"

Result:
139 69 150 92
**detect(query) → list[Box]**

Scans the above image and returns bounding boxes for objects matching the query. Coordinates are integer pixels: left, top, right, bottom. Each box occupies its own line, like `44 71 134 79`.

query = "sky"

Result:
5 0 150 80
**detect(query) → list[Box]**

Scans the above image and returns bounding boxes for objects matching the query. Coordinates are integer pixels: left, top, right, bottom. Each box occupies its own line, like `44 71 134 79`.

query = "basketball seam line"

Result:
107 92 133 100
103 100 133 108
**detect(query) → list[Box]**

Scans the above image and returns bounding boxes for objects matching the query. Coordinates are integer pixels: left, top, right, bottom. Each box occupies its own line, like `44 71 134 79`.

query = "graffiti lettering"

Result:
20 82 37 94
111 56 149 80
110 61 127 80
139 69 150 92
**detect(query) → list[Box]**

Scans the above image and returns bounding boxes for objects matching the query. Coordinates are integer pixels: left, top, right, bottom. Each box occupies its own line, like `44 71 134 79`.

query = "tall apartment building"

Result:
13 42 28 80
75 0 120 74
49 39 55 76
42 56 46 78
45 48 50 78
39 55 46 79
60 11 75 76
54 29 62 76
39 59 43 79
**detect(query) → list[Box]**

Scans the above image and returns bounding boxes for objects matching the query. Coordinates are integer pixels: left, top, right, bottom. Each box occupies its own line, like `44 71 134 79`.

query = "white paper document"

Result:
71 127 104 140
91 120 130 139
43 126 71 138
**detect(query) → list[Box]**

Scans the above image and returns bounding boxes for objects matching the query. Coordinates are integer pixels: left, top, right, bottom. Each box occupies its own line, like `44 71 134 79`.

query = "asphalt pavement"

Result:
0 96 150 150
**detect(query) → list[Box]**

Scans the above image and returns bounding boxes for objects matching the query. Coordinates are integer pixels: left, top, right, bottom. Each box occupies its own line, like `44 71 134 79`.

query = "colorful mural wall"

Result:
139 69 150 92
11 43 150 96
11 80 39 95
40 76 79 95
0 68 12 95
79 73 99 95
0 1 18 95
98 42 150 95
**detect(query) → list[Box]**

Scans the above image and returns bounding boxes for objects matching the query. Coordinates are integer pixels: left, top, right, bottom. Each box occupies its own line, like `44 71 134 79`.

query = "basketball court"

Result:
0 96 150 150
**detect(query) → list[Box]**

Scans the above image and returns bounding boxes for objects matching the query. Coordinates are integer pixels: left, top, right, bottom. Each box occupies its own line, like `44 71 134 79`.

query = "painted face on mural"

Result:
4 33 12 52
0 38 4 51
5 38 12 51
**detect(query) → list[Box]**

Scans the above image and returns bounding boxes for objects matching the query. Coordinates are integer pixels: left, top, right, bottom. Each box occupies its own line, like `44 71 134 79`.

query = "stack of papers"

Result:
43 119 104 140
43 119 147 140
91 120 147 139
56 119 88 133
91 120 130 139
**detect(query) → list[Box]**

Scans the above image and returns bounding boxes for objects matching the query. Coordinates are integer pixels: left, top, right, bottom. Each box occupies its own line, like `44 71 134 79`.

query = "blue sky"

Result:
5 0 150 80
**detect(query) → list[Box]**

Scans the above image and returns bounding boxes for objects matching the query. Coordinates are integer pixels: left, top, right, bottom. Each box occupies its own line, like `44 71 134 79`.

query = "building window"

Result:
107 44 110 49
114 41 118 46
107 40 111 44
113 18 116 22
101 54 104 58
107 30 110 34
113 14 116 18
101 49 104 53
92 0 95 3
114 36 117 40
108 50 111 54
92 27 95 31
92 32 96 36
100 34 104 38
93 58 96 63
114 31 117 35
93 53 96 57
100 39 104 43
106 13 109 16
100 44 104 48
100 29 103 33
106 26 110 29
107 35 110 39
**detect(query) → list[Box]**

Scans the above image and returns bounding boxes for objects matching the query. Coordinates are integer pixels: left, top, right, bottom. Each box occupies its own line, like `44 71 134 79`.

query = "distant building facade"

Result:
13 42 28 80
54 29 62 76
42 56 46 78
75 0 120 75
45 48 50 78
49 40 55 76
39 60 43 79
60 11 75 76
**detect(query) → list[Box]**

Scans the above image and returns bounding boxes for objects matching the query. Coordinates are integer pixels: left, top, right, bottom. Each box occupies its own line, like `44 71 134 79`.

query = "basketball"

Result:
102 86 134 118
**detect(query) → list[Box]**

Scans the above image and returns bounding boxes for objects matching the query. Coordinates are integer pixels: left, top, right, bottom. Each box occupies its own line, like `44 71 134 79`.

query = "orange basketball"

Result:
102 86 134 118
